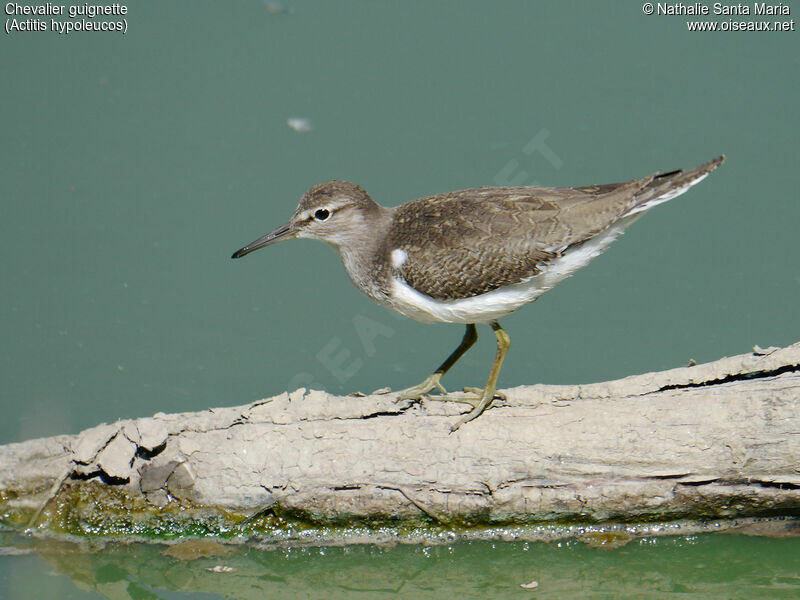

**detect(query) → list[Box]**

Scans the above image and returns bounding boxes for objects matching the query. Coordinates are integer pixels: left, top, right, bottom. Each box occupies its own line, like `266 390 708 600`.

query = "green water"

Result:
2 534 799 599
2 0 798 597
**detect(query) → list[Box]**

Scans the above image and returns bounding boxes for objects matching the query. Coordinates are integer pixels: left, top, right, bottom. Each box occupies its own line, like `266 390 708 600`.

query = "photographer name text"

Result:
656 2 789 16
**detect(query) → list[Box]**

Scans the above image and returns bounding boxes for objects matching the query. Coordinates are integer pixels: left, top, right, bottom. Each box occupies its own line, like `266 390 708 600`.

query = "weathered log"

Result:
1 342 798 544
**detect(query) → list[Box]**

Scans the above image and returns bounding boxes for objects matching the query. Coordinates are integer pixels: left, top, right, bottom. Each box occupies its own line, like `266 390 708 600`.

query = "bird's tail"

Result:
626 155 725 217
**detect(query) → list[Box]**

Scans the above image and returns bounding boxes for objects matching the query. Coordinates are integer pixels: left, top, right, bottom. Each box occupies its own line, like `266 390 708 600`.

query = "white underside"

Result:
625 173 708 216
387 172 710 324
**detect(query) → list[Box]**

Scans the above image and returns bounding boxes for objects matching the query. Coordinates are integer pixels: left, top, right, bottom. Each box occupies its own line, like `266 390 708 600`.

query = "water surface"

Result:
2 534 800 599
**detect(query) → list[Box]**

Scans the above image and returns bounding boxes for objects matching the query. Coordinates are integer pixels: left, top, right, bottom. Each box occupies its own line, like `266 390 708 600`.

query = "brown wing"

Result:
384 156 724 301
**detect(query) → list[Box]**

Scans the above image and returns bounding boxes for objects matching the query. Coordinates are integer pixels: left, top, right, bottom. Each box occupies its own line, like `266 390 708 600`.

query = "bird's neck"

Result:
330 206 396 301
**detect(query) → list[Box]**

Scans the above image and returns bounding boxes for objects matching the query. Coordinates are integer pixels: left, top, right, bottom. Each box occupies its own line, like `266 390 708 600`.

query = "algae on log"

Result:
0 342 798 542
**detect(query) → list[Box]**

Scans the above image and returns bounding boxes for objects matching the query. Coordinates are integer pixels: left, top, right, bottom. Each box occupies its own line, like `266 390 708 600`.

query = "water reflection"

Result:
1 532 799 599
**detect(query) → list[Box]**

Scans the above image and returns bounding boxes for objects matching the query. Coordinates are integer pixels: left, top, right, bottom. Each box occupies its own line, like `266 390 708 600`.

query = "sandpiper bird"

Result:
232 156 724 431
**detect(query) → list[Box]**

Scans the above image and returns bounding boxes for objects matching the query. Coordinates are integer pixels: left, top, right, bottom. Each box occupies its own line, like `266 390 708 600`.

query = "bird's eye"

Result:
314 208 330 221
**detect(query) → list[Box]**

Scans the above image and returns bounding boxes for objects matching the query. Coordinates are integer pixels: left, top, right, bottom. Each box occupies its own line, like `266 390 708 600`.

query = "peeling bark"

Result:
1 343 798 541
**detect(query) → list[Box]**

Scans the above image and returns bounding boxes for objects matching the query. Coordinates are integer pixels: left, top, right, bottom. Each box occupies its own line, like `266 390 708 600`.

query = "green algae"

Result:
2 480 799 548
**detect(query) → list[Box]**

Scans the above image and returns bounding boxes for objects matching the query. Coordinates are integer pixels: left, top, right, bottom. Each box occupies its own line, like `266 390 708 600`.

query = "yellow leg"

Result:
394 324 478 401
446 321 510 432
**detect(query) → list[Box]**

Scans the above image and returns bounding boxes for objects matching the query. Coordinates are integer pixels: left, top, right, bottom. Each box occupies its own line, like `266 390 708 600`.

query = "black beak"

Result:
231 222 296 259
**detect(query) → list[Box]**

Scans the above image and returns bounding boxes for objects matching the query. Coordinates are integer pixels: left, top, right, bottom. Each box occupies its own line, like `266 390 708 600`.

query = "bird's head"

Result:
231 180 380 258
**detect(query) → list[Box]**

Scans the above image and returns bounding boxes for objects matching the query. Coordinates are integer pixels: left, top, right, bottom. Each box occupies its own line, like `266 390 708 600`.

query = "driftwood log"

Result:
1 342 798 545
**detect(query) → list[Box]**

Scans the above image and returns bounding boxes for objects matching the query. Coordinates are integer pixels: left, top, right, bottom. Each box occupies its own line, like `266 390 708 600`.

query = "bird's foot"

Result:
391 373 447 402
423 387 505 432
460 387 507 402
424 387 506 407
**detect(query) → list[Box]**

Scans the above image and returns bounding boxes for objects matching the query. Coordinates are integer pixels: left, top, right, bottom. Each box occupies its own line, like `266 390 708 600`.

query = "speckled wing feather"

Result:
385 157 723 301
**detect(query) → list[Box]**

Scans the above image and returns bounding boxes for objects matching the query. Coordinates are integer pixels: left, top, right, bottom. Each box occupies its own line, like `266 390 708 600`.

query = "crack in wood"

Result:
378 485 445 524
656 364 799 393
